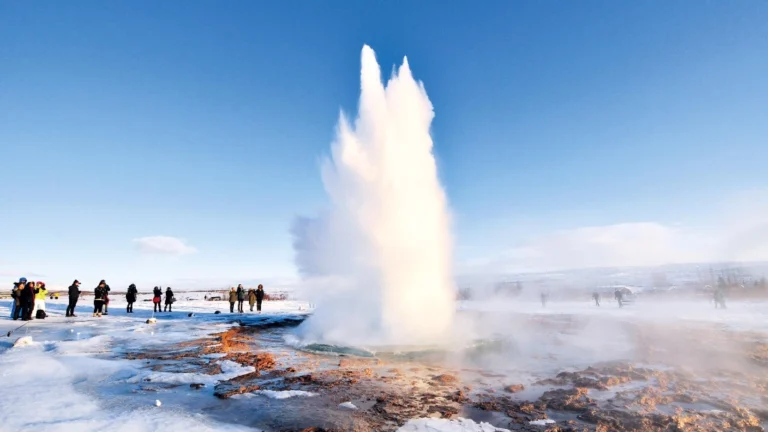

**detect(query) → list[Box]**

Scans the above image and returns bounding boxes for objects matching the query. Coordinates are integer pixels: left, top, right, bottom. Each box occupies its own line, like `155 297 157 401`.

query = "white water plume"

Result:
292 45 455 345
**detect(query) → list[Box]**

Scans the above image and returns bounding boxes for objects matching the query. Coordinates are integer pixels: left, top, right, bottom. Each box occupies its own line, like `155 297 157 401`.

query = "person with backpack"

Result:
236 284 245 313
93 282 107 317
126 284 138 313
20 281 36 320
66 279 81 317
256 284 265 313
228 287 237 313
34 282 48 319
164 287 175 312
152 286 162 313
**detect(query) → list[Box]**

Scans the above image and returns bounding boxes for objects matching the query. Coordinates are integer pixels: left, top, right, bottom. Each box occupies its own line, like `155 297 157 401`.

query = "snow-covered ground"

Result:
2 295 767 431
0 296 310 432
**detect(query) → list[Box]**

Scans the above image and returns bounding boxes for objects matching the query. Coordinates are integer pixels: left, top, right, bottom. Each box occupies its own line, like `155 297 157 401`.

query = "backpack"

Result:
36 309 47 319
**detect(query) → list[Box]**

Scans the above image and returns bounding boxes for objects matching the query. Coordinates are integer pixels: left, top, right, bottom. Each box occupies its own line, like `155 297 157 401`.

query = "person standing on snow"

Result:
592 292 601 307
256 284 265 313
164 287 175 312
614 289 624 308
126 284 138 313
93 282 107 317
248 288 257 312
152 286 162 313
20 281 36 320
236 284 245 313
11 278 25 320
228 287 237 313
98 280 111 315
34 282 48 318
66 279 81 317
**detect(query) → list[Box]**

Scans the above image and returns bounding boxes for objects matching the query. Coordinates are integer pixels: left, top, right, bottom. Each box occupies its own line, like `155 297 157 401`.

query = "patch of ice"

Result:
201 353 227 359
529 419 555 425
12 336 35 348
398 418 510 432
339 401 357 409
126 360 255 386
218 359 248 374
255 390 317 399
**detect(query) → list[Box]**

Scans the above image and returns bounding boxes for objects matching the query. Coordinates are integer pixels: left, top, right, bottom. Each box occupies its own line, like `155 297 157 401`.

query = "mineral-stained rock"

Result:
538 387 594 412
213 383 260 399
505 384 525 393
432 374 458 385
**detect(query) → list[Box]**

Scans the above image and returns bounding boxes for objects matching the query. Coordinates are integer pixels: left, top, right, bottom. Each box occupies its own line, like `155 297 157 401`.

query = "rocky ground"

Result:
118 317 768 432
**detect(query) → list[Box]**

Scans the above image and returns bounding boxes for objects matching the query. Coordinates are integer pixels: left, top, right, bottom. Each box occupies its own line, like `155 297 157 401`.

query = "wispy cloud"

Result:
462 223 708 273
132 236 197 255
461 190 768 274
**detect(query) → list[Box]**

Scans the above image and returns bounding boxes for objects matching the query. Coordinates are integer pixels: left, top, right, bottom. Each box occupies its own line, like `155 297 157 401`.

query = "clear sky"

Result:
2 1 767 289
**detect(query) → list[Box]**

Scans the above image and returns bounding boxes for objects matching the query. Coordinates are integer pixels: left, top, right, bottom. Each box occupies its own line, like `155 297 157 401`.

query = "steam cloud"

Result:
292 45 455 345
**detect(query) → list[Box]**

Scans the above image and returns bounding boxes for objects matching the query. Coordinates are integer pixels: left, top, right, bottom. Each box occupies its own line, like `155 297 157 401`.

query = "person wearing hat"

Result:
10 278 26 320
93 281 107 317
228 287 237 313
99 280 111 315
256 284 265 313
66 279 81 317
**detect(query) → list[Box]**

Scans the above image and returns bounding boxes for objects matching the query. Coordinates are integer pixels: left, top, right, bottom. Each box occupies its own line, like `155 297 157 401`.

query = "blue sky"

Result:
2 1 767 288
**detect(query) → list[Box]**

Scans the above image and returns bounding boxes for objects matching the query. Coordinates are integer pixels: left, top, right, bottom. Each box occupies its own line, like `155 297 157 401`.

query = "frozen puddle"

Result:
398 418 510 431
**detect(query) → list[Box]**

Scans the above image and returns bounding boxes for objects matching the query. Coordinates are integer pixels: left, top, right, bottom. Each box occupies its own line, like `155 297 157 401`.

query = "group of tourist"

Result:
64 279 117 317
229 284 265 313
10 277 267 320
10 278 49 320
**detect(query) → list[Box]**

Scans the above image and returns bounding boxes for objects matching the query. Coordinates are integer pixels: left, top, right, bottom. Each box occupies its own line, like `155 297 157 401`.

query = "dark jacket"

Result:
20 284 35 302
256 288 265 302
236 287 245 301
94 286 106 301
153 287 162 298
126 285 138 302
68 284 81 299
165 289 174 304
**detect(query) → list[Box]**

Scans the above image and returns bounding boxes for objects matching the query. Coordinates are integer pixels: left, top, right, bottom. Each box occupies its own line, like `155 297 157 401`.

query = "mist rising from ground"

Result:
292 45 455 346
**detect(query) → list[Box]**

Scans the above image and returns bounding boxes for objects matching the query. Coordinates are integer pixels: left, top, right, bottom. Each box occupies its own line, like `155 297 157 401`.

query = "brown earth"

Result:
121 320 768 432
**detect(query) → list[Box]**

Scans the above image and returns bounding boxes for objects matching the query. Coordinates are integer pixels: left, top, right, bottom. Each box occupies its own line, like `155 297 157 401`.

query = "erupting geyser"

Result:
293 45 455 345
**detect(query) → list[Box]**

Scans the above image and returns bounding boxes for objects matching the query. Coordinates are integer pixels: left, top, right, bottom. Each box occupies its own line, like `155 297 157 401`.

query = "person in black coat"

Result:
93 282 107 316
236 284 245 313
164 287 174 312
126 284 138 313
66 279 81 317
153 286 162 313
256 284 265 313
20 281 36 321
98 280 111 315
